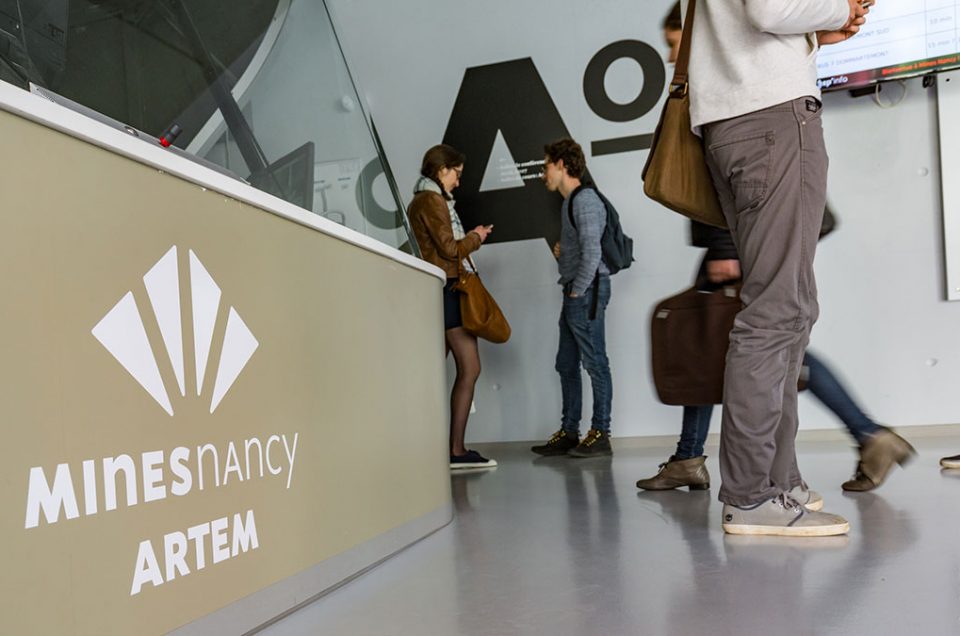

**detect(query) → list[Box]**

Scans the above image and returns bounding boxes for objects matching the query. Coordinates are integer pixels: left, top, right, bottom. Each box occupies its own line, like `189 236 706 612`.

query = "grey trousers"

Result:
703 97 828 506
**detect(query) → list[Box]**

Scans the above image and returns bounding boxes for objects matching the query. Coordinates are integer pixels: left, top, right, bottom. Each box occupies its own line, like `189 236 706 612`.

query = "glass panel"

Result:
0 0 413 254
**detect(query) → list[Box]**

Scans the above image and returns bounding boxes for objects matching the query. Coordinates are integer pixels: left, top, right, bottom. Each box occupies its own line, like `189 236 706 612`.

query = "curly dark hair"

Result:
543 138 586 179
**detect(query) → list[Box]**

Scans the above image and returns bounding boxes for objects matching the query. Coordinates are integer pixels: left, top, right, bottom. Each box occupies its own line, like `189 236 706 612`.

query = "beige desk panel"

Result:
0 110 451 635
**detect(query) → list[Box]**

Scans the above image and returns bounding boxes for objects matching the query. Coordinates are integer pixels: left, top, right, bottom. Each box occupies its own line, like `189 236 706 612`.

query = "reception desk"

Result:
0 84 452 635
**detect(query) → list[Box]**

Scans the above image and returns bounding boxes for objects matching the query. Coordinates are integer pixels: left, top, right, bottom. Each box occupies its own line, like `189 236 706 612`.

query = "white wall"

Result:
330 0 960 442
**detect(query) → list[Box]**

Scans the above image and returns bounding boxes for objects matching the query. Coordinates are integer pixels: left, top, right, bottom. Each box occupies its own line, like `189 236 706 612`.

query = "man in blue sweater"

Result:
532 138 613 458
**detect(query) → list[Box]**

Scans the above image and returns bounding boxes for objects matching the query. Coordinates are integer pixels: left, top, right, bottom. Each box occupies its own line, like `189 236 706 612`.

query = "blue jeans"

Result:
802 351 880 445
674 350 881 458
676 404 714 459
556 276 612 434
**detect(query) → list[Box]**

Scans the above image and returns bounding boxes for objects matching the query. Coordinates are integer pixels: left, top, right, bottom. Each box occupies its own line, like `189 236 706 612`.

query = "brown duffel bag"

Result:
649 204 839 405
650 285 741 406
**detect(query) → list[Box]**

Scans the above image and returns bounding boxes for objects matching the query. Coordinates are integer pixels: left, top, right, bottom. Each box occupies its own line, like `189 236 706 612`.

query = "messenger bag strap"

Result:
670 0 696 98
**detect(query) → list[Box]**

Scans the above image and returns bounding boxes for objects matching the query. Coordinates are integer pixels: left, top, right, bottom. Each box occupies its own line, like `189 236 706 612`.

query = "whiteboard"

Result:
939 68 960 301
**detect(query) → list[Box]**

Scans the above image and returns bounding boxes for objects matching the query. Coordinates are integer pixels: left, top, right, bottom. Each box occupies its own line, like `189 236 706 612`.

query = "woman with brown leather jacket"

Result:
407 144 496 469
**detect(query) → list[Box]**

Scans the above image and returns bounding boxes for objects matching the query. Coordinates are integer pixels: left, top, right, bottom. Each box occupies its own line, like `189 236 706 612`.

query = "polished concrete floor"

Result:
264 435 960 635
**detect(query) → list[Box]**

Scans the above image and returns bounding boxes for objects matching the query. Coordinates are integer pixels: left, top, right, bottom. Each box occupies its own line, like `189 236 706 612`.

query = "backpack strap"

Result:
566 184 590 229
589 271 600 321
566 184 604 320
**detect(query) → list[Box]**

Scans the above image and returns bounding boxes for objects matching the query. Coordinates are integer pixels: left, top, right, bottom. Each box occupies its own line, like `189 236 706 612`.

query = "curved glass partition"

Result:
0 0 413 253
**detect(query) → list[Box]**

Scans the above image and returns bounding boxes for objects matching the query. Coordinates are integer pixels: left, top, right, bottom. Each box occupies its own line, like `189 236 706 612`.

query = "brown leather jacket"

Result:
407 190 481 278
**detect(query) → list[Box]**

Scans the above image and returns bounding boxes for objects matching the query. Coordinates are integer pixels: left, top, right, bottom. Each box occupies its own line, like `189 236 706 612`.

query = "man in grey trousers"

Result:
685 0 871 536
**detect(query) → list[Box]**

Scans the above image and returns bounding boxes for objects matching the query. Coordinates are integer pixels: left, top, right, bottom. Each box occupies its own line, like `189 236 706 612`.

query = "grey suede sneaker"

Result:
722 494 849 537
787 484 823 511
940 454 960 469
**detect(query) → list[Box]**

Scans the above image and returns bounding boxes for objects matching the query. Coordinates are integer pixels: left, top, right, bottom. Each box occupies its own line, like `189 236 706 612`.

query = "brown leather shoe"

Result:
636 456 709 491
842 428 916 492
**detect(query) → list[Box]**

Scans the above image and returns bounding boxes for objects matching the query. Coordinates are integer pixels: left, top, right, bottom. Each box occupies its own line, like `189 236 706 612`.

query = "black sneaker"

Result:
450 450 497 469
567 428 612 458
531 429 580 456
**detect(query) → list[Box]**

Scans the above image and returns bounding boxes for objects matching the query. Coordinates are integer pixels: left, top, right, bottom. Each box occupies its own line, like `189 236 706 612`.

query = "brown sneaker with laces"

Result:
567 428 612 458
531 429 579 456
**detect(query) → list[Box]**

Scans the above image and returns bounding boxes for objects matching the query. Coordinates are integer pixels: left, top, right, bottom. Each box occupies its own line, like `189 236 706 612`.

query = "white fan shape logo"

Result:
92 246 259 415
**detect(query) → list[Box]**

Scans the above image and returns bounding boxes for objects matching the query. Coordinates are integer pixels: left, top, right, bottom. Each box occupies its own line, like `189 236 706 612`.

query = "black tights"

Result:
445 327 480 456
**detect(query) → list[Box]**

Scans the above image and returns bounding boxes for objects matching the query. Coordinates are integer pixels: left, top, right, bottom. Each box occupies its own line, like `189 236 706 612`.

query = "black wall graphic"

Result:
442 58 589 247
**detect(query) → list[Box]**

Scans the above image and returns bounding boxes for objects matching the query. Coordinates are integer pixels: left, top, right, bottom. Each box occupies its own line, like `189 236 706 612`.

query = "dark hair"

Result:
420 144 466 182
663 1 682 31
544 138 586 179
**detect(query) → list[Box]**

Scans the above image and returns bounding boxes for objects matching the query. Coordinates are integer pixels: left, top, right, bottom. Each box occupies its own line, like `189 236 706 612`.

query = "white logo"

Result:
479 130 525 193
92 246 259 415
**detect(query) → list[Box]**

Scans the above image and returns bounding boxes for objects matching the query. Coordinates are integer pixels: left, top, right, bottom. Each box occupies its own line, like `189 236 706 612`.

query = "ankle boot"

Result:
842 427 916 492
636 456 710 491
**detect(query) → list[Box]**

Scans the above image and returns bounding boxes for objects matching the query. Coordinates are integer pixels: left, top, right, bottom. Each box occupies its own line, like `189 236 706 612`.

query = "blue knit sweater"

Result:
558 188 608 295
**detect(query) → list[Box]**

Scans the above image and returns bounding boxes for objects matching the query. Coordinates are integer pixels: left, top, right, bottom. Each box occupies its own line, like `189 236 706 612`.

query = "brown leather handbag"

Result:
650 284 741 405
454 258 511 344
641 0 726 229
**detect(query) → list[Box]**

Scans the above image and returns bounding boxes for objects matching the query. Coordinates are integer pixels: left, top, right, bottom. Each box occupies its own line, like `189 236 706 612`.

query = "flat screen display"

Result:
818 1 960 91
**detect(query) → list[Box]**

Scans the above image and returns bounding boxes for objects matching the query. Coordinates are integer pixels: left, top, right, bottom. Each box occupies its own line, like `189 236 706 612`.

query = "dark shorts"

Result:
443 278 462 331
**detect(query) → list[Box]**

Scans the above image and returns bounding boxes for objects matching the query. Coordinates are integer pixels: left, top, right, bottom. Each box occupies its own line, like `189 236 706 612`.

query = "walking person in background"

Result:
407 144 497 469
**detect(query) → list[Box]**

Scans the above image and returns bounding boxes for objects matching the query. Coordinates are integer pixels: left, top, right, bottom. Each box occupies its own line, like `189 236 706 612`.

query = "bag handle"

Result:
670 0 697 97
458 254 479 280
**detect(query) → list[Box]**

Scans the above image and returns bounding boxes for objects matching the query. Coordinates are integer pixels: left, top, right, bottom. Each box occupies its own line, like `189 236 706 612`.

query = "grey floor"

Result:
263 435 960 636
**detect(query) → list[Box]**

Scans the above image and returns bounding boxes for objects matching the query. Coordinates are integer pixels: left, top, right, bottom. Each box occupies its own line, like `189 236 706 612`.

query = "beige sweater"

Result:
681 0 850 130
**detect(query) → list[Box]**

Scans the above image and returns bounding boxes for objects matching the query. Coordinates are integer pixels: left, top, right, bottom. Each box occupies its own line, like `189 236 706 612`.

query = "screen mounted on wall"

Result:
818 1 960 91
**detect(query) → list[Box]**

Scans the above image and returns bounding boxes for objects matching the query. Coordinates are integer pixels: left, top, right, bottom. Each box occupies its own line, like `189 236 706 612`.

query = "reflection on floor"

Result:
263 436 960 635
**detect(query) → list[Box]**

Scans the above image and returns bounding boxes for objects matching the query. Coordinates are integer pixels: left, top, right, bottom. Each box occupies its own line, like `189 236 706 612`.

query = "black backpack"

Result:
567 184 634 274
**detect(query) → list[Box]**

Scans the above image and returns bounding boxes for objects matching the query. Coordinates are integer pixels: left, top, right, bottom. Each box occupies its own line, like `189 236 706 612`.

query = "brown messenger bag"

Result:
641 0 726 228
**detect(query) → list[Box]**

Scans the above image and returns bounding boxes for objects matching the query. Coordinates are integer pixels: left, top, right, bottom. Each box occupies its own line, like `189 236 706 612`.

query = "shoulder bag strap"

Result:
671 0 696 97
464 254 478 277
